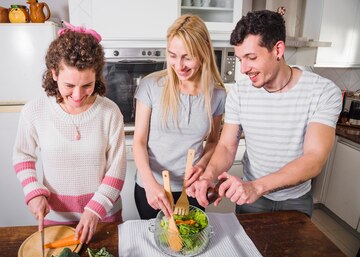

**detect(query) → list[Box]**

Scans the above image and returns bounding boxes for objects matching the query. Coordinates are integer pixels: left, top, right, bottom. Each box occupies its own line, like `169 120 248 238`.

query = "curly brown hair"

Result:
42 30 106 103
230 10 286 51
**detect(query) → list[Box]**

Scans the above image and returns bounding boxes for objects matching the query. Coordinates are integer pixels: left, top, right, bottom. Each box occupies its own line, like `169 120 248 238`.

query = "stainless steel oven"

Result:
103 47 235 126
103 48 166 125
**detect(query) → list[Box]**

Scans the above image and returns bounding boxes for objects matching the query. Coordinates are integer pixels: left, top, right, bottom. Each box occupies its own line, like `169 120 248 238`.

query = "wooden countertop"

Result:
0 211 345 257
336 124 360 145
238 211 345 257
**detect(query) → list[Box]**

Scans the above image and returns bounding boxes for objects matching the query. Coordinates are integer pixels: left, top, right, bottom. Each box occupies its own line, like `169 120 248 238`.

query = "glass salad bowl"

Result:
149 205 214 257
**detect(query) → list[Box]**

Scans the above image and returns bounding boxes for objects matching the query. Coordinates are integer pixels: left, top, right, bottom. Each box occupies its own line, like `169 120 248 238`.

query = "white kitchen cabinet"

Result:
69 0 251 43
324 138 360 229
311 137 337 204
69 0 179 42
0 109 38 226
315 0 360 67
180 0 251 40
121 139 140 221
93 0 179 41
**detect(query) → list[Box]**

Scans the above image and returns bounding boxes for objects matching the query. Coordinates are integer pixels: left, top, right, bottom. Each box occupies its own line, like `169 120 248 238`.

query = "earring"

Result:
277 57 280 61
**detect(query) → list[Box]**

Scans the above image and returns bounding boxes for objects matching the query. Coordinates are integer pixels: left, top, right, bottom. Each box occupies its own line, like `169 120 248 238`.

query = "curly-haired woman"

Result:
12 22 126 244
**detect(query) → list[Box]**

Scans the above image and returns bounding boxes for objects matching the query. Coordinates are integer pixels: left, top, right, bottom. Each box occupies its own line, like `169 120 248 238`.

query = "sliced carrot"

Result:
44 234 81 249
175 219 196 225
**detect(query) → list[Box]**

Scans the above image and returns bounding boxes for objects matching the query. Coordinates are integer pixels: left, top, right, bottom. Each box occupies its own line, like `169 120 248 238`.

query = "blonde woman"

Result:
133 14 226 219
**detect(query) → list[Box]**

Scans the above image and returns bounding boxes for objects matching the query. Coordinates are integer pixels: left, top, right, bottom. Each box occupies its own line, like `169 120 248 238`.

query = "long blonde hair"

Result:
159 14 225 129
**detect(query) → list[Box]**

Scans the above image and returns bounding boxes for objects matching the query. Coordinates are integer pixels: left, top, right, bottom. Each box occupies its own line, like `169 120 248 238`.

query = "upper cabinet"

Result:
93 0 179 41
69 0 251 44
315 0 360 67
69 0 179 43
180 0 252 40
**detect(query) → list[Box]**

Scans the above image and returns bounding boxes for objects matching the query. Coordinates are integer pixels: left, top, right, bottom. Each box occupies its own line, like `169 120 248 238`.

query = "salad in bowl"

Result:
152 205 213 257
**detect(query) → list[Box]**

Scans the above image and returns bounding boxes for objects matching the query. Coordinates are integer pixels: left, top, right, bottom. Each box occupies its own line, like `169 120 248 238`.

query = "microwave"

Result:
103 47 236 125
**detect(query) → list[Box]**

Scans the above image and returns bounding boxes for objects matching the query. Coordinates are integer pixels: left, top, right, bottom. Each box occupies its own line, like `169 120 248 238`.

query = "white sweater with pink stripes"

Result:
13 96 126 225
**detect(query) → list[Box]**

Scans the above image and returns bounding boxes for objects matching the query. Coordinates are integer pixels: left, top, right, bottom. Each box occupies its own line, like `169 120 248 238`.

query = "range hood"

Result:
286 36 331 48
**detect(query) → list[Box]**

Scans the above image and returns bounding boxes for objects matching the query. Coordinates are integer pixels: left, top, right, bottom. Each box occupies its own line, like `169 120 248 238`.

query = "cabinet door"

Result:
324 139 360 229
92 0 179 40
348 3 360 67
121 145 140 221
312 139 337 204
315 0 360 67
0 111 38 226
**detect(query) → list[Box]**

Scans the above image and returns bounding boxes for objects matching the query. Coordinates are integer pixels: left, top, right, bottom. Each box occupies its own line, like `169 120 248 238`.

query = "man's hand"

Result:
217 172 261 205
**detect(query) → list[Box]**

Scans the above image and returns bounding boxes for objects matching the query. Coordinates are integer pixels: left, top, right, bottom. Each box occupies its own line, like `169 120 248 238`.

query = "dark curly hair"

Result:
230 10 286 51
42 30 106 103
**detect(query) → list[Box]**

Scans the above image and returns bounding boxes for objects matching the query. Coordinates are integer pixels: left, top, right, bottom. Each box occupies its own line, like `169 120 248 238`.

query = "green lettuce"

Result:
160 208 209 254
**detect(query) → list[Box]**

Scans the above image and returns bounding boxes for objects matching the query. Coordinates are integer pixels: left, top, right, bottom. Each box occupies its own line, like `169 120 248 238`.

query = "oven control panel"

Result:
223 53 236 83
104 48 166 60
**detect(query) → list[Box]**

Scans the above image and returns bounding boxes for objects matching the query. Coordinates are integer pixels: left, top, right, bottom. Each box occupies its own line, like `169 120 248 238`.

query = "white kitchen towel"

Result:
118 212 263 257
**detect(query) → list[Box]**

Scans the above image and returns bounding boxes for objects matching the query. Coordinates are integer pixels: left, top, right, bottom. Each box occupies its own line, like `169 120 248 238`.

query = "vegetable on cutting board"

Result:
51 247 80 257
86 247 114 257
44 234 81 249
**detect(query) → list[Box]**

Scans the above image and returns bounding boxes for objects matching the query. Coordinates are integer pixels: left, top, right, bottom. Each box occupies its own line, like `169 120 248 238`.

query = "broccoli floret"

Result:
53 247 80 257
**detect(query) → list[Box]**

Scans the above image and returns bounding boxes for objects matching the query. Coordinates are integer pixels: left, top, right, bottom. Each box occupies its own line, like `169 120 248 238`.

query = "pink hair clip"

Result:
58 21 102 43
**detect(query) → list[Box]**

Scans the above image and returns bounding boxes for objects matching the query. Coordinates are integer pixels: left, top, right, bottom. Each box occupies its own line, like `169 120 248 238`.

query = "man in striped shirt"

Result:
188 10 342 217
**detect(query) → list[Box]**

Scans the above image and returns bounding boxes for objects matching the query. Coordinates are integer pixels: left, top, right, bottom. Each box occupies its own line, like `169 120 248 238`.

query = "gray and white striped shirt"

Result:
225 69 342 201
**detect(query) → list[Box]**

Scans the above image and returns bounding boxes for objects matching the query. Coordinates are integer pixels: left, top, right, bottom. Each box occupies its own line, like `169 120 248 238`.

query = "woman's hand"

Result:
144 182 172 217
75 209 100 244
28 195 49 221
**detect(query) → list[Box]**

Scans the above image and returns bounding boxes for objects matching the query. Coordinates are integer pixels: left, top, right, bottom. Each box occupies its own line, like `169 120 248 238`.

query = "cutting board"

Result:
18 225 81 257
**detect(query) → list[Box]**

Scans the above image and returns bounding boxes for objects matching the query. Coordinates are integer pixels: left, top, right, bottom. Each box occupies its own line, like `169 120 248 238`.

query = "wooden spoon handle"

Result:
184 149 195 179
162 170 174 210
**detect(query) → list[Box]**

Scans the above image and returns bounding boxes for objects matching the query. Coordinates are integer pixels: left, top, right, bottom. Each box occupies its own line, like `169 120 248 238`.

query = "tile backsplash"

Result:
313 68 360 92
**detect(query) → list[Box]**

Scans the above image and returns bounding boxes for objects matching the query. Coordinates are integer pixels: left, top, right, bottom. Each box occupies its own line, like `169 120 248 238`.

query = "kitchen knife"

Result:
39 215 45 257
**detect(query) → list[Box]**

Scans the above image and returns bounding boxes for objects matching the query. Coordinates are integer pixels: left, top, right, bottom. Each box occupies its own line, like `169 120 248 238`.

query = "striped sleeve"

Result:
13 102 50 204
309 80 342 128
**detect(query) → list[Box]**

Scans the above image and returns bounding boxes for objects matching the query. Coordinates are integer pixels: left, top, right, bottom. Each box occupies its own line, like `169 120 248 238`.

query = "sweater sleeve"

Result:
12 102 50 204
84 105 127 220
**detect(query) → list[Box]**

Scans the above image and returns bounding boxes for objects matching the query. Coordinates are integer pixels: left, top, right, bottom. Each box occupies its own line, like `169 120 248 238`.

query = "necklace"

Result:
61 103 81 141
264 66 293 93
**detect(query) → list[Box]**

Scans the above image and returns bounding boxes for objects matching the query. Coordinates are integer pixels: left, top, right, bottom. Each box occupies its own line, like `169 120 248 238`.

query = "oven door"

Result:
103 60 166 125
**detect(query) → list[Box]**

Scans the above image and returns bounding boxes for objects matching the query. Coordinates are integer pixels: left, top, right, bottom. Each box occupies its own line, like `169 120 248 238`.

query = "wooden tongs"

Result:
174 149 195 216
162 170 182 252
